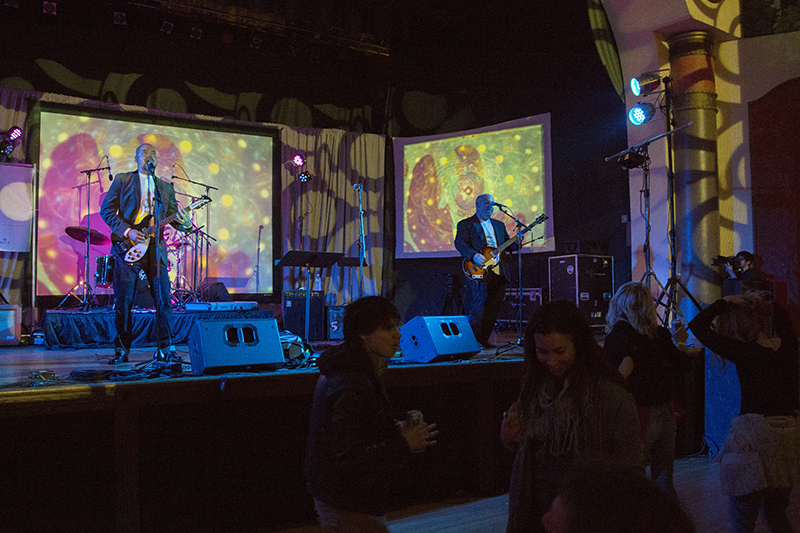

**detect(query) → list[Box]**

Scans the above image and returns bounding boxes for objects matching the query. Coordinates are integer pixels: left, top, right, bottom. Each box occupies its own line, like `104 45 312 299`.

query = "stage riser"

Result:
43 309 274 349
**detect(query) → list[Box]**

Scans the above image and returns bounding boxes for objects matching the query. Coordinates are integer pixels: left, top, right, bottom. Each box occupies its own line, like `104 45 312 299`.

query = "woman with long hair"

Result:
502 300 644 533
604 281 692 493
689 291 799 533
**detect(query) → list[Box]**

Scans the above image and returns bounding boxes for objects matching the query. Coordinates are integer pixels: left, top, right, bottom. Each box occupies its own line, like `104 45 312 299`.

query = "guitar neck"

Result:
494 234 521 255
146 206 187 237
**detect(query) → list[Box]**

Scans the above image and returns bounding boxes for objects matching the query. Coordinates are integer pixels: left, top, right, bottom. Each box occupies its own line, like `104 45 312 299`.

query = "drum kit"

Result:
59 222 206 309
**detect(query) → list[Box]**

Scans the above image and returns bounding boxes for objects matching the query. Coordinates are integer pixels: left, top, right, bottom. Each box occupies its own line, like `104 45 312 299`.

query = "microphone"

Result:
353 183 362 190
107 156 113 182
491 201 508 209
146 160 155 174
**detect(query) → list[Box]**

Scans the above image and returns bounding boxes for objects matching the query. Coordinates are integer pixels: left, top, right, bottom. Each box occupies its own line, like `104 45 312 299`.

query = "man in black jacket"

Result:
100 142 190 363
454 193 519 348
304 296 438 532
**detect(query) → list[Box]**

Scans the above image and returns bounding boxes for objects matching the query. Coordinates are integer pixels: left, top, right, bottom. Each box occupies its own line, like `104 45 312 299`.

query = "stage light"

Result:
618 151 646 169
0 127 22 157
113 12 126 25
631 72 662 97
292 154 306 167
160 21 174 34
298 171 311 182
628 102 656 126
42 1 56 15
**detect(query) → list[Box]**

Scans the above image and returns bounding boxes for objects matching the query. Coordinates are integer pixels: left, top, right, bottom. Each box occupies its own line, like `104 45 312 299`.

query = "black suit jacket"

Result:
100 170 182 266
454 214 518 281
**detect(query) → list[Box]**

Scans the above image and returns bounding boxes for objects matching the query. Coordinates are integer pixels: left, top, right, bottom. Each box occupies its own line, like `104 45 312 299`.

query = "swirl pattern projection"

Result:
394 115 554 258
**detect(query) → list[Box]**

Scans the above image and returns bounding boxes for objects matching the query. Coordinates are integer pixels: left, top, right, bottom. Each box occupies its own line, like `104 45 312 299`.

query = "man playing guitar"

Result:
454 193 520 349
101 142 192 364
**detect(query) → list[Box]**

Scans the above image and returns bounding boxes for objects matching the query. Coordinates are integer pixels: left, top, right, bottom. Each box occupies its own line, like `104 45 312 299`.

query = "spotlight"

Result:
42 1 56 15
298 171 311 183
190 27 202 40
628 102 656 126
249 36 263 49
7 127 22 141
618 151 646 169
292 154 306 167
630 72 662 97
0 127 22 157
160 21 174 34
113 12 126 25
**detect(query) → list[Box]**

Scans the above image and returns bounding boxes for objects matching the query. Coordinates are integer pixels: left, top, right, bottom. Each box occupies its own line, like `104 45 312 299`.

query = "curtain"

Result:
281 127 386 305
0 88 41 319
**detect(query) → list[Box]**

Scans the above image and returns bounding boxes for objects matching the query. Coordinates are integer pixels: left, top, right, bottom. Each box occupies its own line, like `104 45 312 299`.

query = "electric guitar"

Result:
462 213 548 280
113 195 212 263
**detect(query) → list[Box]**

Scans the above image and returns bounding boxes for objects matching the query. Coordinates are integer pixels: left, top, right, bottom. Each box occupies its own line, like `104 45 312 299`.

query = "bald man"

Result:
454 194 519 348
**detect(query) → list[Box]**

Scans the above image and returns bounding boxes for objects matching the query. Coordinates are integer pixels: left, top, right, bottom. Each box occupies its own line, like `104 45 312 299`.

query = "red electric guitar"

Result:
462 214 548 280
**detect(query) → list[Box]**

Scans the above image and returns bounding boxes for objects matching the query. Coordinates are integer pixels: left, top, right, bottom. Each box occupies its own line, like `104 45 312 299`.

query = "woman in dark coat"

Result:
502 300 644 533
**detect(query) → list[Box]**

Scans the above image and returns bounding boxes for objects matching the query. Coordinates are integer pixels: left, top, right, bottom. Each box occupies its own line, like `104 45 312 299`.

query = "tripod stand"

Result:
605 121 698 325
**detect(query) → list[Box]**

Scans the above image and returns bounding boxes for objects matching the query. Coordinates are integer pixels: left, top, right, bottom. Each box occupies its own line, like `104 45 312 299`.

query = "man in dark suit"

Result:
454 193 519 348
101 142 191 364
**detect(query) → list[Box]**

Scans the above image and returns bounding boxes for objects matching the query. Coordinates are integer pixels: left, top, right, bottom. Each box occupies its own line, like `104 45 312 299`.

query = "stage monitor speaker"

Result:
400 315 482 363
0 304 21 346
549 254 614 329
282 290 325 340
188 317 285 375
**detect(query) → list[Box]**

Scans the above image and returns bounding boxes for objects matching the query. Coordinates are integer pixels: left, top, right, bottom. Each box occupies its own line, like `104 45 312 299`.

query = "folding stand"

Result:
277 251 344 342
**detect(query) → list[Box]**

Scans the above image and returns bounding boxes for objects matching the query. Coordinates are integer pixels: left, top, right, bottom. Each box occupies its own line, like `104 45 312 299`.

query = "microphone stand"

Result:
255 225 264 293
172 170 217 297
353 183 366 298
494 205 526 354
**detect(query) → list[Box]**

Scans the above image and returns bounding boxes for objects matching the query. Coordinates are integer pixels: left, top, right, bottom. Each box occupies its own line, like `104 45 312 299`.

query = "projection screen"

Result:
394 114 554 259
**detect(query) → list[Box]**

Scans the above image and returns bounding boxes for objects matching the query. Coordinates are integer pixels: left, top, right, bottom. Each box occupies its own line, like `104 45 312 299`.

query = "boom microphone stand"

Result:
353 183 367 298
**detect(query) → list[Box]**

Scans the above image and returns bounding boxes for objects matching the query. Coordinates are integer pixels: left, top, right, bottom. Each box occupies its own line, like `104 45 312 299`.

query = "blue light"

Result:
631 78 642 97
628 103 656 126
298 171 311 182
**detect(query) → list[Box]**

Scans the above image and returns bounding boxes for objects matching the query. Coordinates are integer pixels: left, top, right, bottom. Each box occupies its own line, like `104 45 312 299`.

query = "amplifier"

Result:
282 291 324 340
0 304 21 346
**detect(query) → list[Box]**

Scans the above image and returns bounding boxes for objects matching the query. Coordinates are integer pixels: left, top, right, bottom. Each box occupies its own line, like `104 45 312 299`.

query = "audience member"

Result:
541 466 696 533
725 251 766 281
304 296 439 533
689 291 799 533
502 300 644 533
604 281 694 493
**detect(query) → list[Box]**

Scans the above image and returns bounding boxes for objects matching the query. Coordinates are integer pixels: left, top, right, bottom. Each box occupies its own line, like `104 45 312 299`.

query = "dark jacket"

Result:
604 321 691 406
304 342 410 515
454 214 517 281
689 299 799 416
100 170 182 266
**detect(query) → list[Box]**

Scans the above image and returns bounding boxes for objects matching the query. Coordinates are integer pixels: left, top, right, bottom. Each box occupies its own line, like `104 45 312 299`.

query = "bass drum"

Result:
95 255 115 287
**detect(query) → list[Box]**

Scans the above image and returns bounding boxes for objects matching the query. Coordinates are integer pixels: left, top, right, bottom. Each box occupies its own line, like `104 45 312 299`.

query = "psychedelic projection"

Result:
37 108 277 297
394 114 554 258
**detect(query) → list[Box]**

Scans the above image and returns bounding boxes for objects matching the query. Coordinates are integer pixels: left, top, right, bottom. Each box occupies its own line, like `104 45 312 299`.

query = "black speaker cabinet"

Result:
400 315 482 363
188 318 285 375
282 290 324 340
548 254 614 328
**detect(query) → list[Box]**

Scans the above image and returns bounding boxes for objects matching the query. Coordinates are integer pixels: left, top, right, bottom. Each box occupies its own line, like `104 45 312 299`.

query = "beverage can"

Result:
406 410 424 427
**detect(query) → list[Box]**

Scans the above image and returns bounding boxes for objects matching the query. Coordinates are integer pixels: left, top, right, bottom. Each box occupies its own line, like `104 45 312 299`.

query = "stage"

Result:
0 337 524 533
42 305 275 350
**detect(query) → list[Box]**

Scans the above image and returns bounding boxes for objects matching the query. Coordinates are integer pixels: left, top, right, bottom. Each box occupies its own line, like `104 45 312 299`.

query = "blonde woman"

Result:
604 282 691 494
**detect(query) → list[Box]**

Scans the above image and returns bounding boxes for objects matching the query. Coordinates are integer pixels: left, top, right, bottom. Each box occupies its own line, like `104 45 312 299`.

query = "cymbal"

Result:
65 226 110 246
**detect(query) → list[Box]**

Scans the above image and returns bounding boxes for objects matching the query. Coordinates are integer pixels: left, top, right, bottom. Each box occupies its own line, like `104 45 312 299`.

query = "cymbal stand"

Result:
57 164 109 309
172 166 217 297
